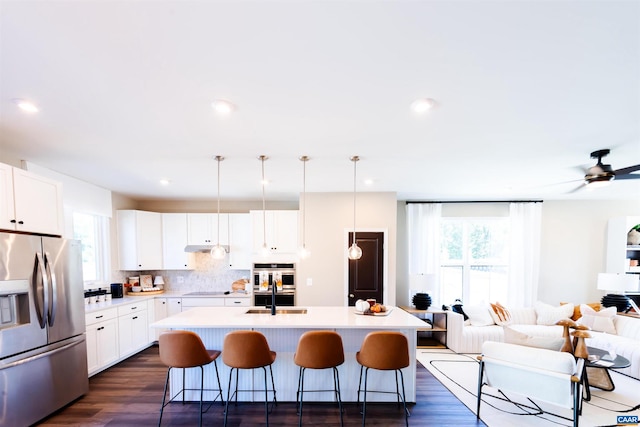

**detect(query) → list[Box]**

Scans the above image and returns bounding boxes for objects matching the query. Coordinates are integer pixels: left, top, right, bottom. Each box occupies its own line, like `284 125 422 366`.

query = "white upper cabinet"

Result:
187 213 229 246
606 216 640 274
161 213 194 270
0 163 63 236
117 210 163 270
228 213 252 270
250 210 299 256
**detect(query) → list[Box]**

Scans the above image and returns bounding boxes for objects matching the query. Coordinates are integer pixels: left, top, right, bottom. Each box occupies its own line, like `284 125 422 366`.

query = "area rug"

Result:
417 349 640 427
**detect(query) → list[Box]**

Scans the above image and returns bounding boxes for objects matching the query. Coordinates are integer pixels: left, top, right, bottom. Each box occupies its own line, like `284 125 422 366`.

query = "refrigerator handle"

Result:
44 252 57 327
33 252 49 329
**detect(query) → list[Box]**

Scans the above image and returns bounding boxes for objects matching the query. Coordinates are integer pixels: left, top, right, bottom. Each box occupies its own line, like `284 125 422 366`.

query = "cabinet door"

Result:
167 298 182 315
85 325 99 374
251 210 276 252
0 163 16 231
118 310 147 357
117 210 163 270
229 213 252 270
187 213 229 246
273 210 299 253
152 298 169 341
131 310 148 350
96 318 119 370
12 167 63 236
162 213 194 269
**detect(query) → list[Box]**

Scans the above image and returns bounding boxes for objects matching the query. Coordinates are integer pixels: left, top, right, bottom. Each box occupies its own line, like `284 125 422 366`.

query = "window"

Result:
73 212 110 288
440 218 509 305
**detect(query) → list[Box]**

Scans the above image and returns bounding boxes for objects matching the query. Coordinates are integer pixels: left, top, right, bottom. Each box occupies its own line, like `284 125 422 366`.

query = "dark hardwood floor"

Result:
37 345 485 426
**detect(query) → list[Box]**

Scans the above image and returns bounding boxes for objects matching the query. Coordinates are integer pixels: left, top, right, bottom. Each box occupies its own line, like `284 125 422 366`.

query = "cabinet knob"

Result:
10 219 16 223
349 293 354 298
18 221 23 225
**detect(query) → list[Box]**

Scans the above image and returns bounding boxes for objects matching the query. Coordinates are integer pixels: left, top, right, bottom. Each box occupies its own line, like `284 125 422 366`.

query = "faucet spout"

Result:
271 280 276 315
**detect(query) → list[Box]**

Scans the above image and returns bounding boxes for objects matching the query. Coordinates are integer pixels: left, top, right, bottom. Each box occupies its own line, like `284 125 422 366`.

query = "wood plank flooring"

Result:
37 345 485 426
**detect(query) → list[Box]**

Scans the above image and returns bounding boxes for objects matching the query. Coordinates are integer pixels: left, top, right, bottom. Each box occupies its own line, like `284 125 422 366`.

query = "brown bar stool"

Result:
222 330 277 427
158 330 223 427
356 331 410 427
294 330 345 427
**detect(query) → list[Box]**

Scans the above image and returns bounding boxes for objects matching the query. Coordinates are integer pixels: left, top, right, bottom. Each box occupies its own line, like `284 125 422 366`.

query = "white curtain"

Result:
508 202 542 307
406 203 442 302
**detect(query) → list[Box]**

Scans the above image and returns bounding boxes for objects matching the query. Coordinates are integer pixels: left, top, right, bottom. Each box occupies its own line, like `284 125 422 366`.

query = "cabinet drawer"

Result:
225 298 250 307
117 302 147 316
85 307 118 326
181 298 224 308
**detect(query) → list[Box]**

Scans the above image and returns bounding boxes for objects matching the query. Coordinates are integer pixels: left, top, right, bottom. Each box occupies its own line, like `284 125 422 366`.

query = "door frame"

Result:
343 228 389 306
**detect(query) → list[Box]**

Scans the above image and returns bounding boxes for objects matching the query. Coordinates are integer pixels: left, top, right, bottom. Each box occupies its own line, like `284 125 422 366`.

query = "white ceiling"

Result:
1 0 639 202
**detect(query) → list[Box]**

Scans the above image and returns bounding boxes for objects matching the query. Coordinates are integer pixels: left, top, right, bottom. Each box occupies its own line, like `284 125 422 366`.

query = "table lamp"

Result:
153 276 165 289
597 273 639 312
410 273 435 310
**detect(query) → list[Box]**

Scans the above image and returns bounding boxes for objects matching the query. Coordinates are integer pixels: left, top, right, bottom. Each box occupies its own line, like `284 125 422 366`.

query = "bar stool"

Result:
222 330 277 427
356 331 410 427
158 331 224 427
294 330 345 427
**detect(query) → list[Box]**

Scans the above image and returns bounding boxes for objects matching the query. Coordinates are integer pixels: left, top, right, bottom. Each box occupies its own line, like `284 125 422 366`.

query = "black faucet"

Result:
271 280 276 315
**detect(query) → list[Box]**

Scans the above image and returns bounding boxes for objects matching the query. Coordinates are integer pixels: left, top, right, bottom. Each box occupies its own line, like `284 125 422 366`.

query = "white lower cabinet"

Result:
85 308 119 376
167 297 183 315
117 303 148 358
181 297 224 309
150 298 169 341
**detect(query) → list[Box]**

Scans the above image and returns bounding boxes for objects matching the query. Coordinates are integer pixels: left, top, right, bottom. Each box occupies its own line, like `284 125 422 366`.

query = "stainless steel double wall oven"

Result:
253 263 296 306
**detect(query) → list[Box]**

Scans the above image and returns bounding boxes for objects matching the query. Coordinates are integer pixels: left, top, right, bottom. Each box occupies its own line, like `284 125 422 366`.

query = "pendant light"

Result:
299 156 310 259
211 155 226 259
259 155 270 257
348 156 362 260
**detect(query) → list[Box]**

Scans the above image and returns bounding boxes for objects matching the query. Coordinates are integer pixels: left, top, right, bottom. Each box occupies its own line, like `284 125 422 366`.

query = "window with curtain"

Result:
440 218 510 305
73 212 110 288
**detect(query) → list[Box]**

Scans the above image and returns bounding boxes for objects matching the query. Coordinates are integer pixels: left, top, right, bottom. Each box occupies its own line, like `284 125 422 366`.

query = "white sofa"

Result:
446 308 640 381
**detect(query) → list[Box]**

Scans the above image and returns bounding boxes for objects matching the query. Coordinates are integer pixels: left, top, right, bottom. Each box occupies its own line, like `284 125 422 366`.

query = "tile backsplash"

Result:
112 253 250 294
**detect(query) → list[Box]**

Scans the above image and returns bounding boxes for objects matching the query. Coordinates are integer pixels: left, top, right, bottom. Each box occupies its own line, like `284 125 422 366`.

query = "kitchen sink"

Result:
245 308 308 314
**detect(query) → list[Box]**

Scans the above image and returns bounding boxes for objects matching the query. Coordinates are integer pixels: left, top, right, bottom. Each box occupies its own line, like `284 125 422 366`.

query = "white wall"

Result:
296 192 397 307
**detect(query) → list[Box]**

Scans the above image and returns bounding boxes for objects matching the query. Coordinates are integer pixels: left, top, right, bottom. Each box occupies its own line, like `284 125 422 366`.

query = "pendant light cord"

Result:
216 156 221 246
352 156 358 246
261 156 267 248
302 156 307 248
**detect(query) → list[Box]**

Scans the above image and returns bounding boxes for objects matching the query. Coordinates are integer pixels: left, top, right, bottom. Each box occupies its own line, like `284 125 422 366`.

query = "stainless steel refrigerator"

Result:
0 232 88 427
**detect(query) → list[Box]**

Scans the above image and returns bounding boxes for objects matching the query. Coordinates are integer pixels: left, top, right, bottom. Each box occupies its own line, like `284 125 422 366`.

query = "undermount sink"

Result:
245 308 308 314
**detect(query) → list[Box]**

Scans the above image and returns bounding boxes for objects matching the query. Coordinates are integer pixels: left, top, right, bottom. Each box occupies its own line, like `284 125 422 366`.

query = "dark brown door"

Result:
348 232 384 306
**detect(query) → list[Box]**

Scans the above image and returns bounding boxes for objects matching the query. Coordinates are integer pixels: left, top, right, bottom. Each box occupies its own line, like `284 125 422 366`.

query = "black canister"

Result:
110 283 124 298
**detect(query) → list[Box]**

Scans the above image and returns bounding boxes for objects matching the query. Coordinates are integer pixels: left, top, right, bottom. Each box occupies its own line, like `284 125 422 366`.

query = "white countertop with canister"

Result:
150 305 426 403
84 291 251 313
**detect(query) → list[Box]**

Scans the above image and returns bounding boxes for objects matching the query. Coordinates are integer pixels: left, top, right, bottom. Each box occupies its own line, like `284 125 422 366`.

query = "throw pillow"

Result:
489 302 512 326
577 304 617 334
451 304 469 321
561 301 601 321
535 301 574 326
503 326 565 351
463 304 495 327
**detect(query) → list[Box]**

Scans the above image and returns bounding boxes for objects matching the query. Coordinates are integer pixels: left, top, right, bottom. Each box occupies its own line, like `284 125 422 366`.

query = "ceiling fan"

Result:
571 149 640 192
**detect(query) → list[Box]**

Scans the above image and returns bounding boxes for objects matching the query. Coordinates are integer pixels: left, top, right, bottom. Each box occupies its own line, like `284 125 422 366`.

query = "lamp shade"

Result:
153 276 165 286
597 273 639 293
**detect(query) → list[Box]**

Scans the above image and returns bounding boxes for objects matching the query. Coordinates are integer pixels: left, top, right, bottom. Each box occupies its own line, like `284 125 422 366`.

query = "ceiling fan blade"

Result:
614 173 640 181
613 164 640 175
567 182 586 193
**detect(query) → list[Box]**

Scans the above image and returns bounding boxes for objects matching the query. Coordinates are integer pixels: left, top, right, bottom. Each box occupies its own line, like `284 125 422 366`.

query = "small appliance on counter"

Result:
110 283 124 298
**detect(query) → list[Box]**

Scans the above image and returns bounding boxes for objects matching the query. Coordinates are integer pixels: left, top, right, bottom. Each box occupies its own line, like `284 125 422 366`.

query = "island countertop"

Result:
150 305 427 329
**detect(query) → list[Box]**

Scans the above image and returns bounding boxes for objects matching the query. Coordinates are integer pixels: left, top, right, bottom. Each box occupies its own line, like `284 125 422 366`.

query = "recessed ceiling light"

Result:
13 98 39 113
411 98 436 114
211 99 236 115
159 179 170 186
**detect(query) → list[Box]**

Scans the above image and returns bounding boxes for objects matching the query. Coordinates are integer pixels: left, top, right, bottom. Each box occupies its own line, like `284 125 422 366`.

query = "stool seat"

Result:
357 331 410 427
158 331 223 427
223 330 277 427
294 331 345 426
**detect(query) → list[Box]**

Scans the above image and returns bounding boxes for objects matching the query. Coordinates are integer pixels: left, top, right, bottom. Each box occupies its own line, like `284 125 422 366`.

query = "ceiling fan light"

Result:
586 175 614 188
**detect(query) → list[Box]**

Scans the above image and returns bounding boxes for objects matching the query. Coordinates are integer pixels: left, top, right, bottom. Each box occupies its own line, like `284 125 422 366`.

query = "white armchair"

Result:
477 341 585 427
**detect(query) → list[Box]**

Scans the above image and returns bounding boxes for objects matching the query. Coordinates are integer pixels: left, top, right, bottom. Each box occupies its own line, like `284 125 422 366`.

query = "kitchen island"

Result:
151 306 427 402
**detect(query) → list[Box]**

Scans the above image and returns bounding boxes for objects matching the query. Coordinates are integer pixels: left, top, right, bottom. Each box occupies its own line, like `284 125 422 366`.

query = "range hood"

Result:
184 244 229 253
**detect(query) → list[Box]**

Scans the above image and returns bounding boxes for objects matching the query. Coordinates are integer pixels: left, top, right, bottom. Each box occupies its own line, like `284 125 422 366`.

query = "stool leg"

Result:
395 370 400 406
182 368 186 403
198 366 204 427
357 365 364 406
298 367 305 427
262 366 270 427
212 360 224 405
234 368 239 407
269 364 277 405
333 366 344 427
361 367 370 427
158 367 171 427
398 369 409 426
223 367 234 427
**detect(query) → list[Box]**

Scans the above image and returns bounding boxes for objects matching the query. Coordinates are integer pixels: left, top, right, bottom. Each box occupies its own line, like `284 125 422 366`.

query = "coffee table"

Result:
582 346 631 401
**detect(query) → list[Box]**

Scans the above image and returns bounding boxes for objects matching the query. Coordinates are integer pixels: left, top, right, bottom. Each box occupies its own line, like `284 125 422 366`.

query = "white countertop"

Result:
151 306 428 329
84 291 250 314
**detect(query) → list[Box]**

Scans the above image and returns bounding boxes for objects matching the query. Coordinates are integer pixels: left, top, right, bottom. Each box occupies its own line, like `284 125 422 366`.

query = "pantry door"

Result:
347 232 384 306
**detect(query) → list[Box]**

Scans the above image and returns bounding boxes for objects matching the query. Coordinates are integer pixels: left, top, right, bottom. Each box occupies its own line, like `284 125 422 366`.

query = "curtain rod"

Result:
405 200 543 204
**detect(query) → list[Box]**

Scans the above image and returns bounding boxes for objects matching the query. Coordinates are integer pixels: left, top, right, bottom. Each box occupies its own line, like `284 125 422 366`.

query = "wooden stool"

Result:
222 330 277 427
294 330 345 427
158 331 223 427
571 329 592 359
556 319 577 353
570 324 591 355
356 331 410 427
